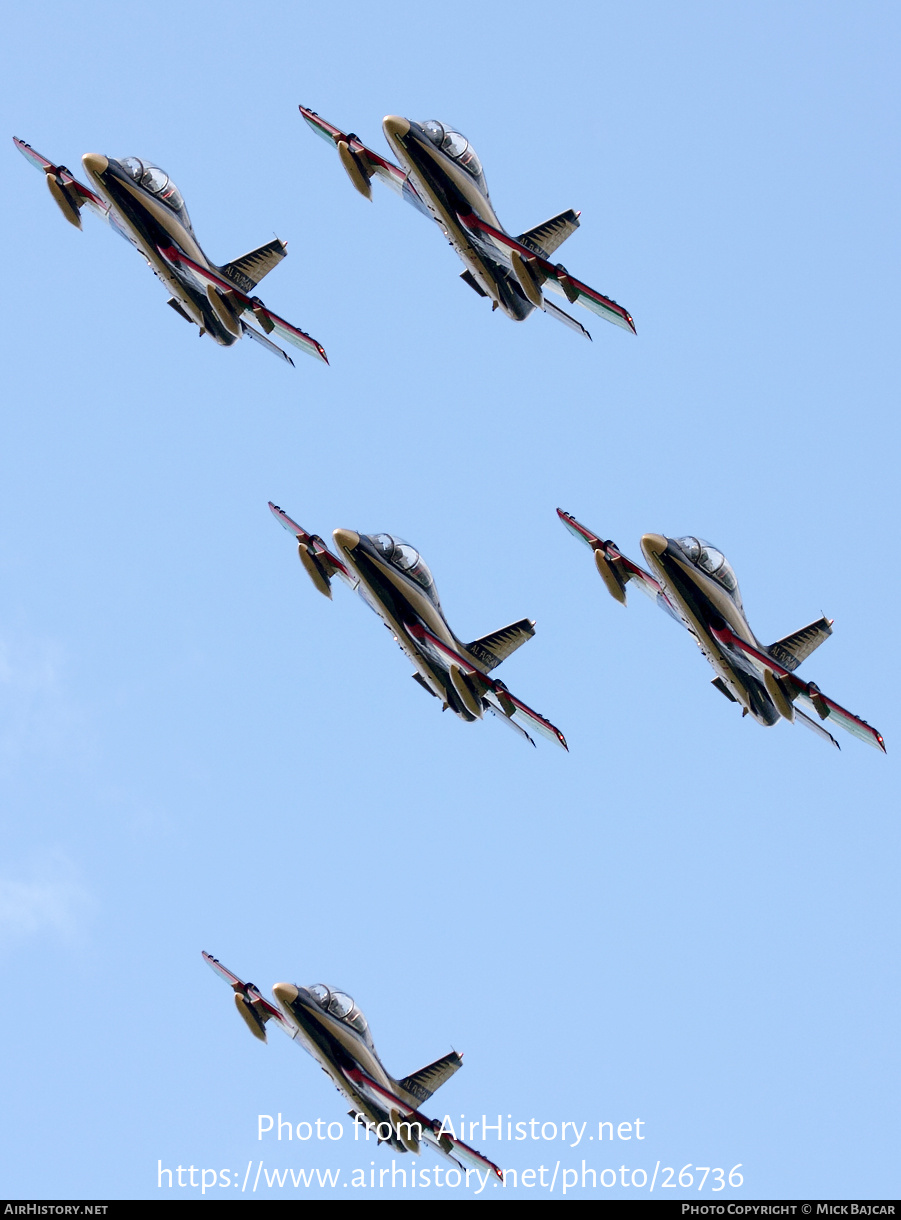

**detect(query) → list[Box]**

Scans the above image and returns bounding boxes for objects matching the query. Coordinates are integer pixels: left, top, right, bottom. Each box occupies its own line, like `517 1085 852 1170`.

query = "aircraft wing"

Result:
458 212 635 334
14 137 110 227
203 951 295 1042
793 708 841 750
269 501 358 599
405 622 567 750
156 245 328 365
300 107 407 199
557 508 678 615
791 683 885 751
543 297 593 340
709 625 886 752
342 1066 503 1182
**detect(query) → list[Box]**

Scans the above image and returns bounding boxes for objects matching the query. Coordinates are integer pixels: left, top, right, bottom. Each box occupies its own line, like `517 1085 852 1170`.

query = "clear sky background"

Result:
2 0 898 1201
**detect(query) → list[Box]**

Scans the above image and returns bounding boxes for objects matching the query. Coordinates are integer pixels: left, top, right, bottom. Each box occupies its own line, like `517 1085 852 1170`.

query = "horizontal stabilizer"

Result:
459 212 635 332
794 707 841 749
240 319 294 365
707 619 885 752
769 617 833 672
219 238 288 293
518 209 580 258
406 620 567 749
467 618 535 671
544 297 592 339
398 1051 463 1105
485 702 535 746
158 244 326 363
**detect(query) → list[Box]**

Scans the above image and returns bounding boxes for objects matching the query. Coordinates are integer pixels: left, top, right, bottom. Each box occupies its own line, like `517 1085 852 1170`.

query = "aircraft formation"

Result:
12 100 886 1186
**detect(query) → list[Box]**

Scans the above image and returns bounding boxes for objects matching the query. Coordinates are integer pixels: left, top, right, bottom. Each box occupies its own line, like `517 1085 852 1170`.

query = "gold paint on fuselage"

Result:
81 154 223 339
271 982 422 1121
333 529 486 710
640 535 771 725
380 118 520 317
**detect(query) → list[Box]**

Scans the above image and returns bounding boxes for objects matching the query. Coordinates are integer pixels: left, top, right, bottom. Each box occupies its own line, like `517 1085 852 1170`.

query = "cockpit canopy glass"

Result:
306 984 372 1042
118 157 191 226
366 534 440 605
675 536 741 602
419 120 486 187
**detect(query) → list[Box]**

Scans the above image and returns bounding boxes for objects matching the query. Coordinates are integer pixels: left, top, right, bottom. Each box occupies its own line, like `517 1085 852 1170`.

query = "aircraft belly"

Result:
98 181 234 344
285 1022 385 1130
350 1095 393 1135
290 1007 392 1099
99 197 179 293
399 164 516 314
153 253 237 344
687 619 745 699
352 554 508 718
349 566 449 700
416 183 500 293
291 1022 328 1062
653 567 768 721
341 545 492 718
681 616 777 725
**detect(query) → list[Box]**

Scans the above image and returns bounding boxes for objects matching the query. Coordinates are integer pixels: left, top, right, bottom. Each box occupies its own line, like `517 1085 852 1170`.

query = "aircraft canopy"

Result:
118 157 191 225
675 536 742 602
367 534 440 605
308 984 372 1042
419 120 485 187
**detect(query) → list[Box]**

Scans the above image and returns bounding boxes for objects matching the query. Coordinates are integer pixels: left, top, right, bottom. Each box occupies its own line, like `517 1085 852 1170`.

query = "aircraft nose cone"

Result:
332 528 360 554
643 531 668 556
81 153 109 178
643 534 668 566
272 982 299 1008
382 115 411 141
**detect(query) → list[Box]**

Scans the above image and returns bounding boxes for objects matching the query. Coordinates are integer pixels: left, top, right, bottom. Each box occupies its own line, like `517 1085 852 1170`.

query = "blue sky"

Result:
2 0 898 1200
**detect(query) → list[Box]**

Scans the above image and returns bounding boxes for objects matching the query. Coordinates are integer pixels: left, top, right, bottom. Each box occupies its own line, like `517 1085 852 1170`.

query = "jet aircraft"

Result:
300 107 635 341
270 502 567 749
13 137 327 366
203 952 503 1182
558 509 885 752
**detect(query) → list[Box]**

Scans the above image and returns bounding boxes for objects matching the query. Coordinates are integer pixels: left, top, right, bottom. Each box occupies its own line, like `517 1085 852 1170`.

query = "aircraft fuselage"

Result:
380 118 535 322
640 534 782 727
80 154 240 346
333 529 488 722
271 983 416 1153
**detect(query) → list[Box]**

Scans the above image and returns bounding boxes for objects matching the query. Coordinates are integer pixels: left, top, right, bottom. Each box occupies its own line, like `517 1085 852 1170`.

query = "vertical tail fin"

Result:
397 1051 463 1104
517 209 580 257
219 238 288 293
768 616 833 672
466 618 536 671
